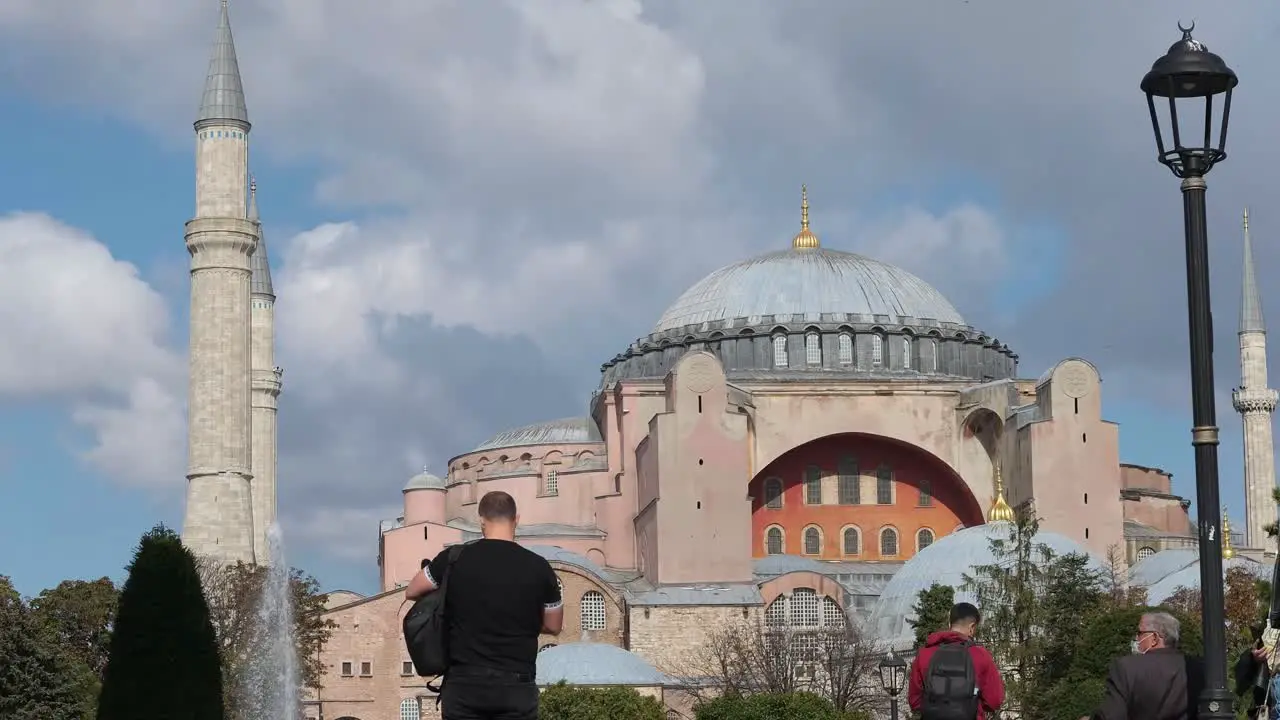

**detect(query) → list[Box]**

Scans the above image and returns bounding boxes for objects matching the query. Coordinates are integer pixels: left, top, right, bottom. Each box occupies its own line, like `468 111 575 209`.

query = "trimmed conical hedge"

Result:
97 525 224 720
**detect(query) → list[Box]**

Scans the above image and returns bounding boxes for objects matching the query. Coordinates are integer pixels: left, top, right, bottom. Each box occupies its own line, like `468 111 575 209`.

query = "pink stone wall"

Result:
403 488 445 525
379 522 464 592
1121 464 1174 493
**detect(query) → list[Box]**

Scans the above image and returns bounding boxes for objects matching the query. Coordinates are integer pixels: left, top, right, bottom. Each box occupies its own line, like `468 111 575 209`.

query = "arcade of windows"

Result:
763 588 849 672
764 524 935 558
762 460 933 510
770 330 940 371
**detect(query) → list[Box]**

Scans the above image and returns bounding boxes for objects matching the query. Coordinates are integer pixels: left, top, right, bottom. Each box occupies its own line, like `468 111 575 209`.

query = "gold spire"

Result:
791 185 821 249
1222 507 1236 559
987 462 1016 523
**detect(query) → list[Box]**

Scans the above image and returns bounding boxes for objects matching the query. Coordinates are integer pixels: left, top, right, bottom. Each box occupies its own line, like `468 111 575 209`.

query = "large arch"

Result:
749 432 984 561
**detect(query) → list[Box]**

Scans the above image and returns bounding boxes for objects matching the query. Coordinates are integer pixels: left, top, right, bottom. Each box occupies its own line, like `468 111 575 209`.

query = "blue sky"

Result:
0 0 1271 599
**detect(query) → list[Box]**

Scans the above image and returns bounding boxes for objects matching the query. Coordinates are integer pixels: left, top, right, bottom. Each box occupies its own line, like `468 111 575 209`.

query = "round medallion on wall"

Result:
1059 360 1092 399
683 354 718 394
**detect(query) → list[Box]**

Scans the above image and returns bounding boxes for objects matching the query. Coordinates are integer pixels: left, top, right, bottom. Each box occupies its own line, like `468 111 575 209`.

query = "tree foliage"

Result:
538 682 665 720
197 556 335 718
1040 604 1202 720
685 615 881 714
96 525 224 720
0 575 84 720
695 691 870 720
908 583 954 648
28 576 119 715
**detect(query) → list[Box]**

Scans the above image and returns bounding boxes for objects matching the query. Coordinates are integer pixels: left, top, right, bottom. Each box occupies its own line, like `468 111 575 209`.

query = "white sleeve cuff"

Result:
544 600 563 611
423 566 437 586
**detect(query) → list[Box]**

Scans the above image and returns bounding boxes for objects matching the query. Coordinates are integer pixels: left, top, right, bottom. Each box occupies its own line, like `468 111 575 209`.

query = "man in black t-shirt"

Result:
405 491 562 720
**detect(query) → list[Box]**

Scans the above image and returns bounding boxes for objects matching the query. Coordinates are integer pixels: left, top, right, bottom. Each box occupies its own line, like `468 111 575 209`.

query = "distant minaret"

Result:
1232 207 1279 553
182 0 257 564
248 178 282 563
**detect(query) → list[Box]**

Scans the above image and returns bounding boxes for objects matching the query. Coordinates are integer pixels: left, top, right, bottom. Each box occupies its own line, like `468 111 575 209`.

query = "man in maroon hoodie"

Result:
908 602 1005 720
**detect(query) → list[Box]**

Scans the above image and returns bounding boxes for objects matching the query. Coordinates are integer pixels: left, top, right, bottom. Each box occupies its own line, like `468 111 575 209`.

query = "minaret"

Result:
248 178 283 563
1232 207 1279 553
181 0 257 564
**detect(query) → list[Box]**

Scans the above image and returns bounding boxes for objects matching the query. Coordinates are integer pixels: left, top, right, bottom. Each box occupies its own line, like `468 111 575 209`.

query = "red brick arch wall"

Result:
750 433 984 562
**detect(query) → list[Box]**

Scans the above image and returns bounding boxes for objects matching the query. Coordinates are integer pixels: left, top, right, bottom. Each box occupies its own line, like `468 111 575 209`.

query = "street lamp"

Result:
1141 22 1238 720
878 651 908 720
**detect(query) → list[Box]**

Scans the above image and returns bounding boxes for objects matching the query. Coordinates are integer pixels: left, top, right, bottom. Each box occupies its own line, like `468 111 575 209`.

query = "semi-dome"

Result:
868 522 1102 650
536 642 669 686
1143 555 1271 605
471 417 603 453
654 247 966 334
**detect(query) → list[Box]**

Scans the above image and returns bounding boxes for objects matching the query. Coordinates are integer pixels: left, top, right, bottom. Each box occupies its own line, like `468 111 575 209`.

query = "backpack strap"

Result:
426 542 470 698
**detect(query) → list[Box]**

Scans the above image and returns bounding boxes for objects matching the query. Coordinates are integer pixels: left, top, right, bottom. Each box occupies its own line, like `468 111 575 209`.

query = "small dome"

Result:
654 248 965 334
403 471 445 492
472 417 603 453
537 642 668 686
868 523 1101 650
1127 548 1198 587
1143 555 1271 605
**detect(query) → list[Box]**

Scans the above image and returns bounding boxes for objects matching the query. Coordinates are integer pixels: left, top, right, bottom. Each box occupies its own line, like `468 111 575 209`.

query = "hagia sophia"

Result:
179 5 1279 720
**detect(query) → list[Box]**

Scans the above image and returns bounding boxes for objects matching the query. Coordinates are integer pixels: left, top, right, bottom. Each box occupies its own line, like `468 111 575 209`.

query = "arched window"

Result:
803 526 822 555
821 596 846 628
902 336 913 369
804 466 822 505
918 479 933 507
1136 546 1156 562
764 477 784 509
880 527 899 556
581 591 607 630
789 588 820 627
400 698 421 720
876 466 893 505
805 331 821 366
837 457 859 505
766 526 784 555
842 527 860 555
838 332 854 365
871 334 884 365
917 528 935 551
927 339 939 372
773 334 788 368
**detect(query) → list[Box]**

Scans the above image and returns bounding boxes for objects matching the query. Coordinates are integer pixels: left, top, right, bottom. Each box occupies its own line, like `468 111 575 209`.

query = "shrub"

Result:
96 526 224 720
538 682 665 720
1043 604 1202 720
695 691 870 720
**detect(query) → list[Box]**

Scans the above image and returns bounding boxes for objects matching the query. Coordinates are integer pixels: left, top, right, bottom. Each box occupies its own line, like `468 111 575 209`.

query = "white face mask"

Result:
1131 639 1144 655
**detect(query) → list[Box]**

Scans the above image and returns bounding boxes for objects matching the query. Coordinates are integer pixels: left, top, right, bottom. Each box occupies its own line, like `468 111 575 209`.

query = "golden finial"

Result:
987 462 1016 523
791 185 821 250
1222 507 1236 559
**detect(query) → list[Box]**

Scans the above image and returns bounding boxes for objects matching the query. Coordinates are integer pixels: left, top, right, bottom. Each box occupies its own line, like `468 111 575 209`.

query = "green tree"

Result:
908 584 954 648
197 558 335 717
96 525 224 720
538 683 665 720
0 575 84 720
29 577 119 716
1042 604 1201 720
961 513 1054 716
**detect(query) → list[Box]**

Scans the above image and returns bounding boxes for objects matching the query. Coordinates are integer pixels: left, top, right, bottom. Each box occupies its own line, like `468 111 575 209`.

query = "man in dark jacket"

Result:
908 602 1005 720
1086 612 1203 720
1234 625 1274 720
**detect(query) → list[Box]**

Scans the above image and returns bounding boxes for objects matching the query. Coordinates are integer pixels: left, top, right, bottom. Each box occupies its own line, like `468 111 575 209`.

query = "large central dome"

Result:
654 247 966 334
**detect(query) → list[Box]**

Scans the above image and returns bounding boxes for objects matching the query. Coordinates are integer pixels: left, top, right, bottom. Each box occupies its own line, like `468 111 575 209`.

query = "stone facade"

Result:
181 2 280 565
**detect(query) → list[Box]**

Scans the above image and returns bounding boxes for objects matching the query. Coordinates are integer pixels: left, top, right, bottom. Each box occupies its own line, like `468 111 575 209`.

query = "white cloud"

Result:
0 213 185 488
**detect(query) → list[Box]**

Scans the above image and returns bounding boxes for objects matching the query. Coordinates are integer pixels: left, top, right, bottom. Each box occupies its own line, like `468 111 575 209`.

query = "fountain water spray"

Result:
240 523 301 718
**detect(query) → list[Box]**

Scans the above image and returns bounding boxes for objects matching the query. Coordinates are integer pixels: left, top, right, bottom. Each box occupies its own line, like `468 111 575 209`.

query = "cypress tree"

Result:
97 525 224 720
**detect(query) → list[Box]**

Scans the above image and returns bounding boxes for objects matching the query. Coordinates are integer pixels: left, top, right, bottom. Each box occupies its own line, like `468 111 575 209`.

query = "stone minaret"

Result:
1232 207 1279 553
182 0 257 564
248 179 283 563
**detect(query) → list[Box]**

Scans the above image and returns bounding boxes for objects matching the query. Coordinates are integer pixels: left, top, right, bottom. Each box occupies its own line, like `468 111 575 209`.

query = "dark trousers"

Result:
441 666 538 720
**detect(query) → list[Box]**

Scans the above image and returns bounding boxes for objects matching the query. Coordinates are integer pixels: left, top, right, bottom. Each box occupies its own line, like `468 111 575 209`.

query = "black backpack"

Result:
402 543 467 690
920 640 980 720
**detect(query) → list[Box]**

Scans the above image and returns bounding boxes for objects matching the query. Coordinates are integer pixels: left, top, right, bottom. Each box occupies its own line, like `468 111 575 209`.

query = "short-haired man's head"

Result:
1138 612 1180 650
949 602 981 637
478 491 518 523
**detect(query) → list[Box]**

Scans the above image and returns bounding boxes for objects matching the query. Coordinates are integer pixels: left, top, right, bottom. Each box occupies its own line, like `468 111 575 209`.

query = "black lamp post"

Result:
1141 22 1238 720
878 651 908 720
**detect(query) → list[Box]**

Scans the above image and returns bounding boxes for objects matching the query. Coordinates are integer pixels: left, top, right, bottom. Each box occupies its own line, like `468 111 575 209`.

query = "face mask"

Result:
1131 640 1143 655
